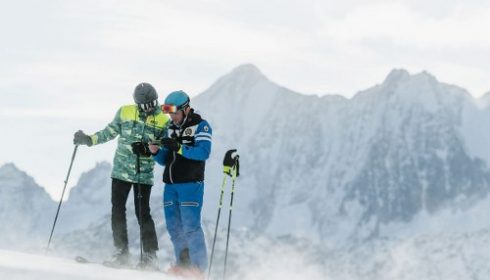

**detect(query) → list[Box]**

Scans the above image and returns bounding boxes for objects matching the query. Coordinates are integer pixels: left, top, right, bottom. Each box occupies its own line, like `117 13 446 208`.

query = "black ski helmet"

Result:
133 82 158 104
133 82 158 113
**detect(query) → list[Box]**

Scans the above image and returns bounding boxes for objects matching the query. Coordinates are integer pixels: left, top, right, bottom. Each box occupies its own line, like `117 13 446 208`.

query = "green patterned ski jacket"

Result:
89 105 169 185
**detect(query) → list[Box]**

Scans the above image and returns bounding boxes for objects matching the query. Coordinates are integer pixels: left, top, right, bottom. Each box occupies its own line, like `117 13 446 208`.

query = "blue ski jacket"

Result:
153 110 212 184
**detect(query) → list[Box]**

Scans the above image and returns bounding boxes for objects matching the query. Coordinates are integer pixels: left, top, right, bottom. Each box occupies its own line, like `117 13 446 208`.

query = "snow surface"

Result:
0 246 328 280
2 64 490 280
0 249 173 280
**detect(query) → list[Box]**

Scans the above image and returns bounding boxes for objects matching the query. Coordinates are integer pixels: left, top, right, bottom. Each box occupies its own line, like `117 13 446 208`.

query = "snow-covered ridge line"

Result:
2 64 490 280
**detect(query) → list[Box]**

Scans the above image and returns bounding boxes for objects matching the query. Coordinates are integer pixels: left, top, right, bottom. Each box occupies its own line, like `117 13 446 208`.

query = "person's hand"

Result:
131 142 151 156
161 138 181 152
149 143 160 155
73 130 92 146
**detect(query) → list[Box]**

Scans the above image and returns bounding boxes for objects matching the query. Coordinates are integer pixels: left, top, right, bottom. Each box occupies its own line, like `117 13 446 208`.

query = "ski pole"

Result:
46 144 79 254
136 152 144 263
207 174 228 279
223 159 238 280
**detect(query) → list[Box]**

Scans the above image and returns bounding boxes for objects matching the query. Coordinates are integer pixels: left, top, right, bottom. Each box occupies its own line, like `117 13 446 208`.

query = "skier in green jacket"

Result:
73 83 169 269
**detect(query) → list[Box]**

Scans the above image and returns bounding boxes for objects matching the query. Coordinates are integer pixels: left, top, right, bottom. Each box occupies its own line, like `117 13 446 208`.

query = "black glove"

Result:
161 138 181 152
73 130 92 146
131 142 151 156
223 149 239 177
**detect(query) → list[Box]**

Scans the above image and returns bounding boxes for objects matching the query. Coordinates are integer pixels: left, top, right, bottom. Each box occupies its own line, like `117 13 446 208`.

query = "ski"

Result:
74 256 164 273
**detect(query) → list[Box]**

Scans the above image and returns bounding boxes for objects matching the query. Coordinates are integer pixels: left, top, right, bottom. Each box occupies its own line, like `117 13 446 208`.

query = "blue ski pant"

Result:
164 182 208 271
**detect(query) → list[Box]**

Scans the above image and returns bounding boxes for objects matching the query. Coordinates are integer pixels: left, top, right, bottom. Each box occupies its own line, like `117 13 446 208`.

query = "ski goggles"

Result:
138 100 158 112
161 104 178 114
162 98 190 114
162 104 189 114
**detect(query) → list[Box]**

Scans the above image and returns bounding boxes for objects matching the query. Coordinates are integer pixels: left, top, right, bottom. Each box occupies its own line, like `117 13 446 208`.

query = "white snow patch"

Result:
0 249 176 280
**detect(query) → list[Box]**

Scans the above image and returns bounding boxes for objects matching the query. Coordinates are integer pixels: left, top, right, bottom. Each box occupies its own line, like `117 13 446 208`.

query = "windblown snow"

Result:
2 64 490 280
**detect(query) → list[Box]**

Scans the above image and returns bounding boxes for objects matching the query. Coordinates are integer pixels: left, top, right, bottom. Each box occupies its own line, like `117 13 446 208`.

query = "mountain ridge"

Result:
2 64 490 249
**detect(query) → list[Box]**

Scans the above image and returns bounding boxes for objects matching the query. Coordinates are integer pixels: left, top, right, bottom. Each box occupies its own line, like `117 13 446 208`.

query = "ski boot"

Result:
136 250 159 271
167 265 204 279
103 247 130 268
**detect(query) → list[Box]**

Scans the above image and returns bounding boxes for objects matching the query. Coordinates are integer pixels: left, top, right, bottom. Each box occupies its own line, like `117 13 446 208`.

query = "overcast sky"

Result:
1 0 490 197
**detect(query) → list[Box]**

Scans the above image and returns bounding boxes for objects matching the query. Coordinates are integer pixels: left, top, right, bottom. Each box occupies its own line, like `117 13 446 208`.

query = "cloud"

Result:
2 0 490 98
316 2 490 48
2 0 490 194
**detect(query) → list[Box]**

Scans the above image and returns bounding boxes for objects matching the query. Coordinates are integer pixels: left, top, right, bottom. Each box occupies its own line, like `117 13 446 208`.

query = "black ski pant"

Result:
111 178 158 253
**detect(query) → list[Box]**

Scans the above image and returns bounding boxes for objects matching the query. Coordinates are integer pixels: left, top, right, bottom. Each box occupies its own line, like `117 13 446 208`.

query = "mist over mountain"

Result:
194 64 490 243
0 163 57 250
2 64 490 279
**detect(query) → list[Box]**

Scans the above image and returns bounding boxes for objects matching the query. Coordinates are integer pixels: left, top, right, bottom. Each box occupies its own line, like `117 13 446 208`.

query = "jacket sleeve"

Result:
90 108 122 145
153 148 169 166
179 121 212 161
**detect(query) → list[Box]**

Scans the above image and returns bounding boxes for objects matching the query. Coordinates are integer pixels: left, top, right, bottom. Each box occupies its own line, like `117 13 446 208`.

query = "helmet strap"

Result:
138 100 158 114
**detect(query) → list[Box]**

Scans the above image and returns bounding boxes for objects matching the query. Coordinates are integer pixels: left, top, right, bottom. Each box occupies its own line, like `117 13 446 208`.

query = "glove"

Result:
223 149 239 177
131 142 151 156
73 130 92 146
161 138 181 152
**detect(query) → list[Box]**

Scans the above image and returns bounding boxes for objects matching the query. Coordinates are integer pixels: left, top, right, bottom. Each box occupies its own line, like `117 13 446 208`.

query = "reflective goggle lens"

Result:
162 104 178 113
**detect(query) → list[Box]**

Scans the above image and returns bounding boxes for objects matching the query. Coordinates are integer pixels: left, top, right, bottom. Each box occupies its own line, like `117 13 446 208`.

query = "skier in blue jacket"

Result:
149 90 211 278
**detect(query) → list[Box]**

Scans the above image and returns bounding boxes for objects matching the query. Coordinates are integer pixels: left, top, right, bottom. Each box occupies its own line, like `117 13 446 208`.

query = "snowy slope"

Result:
322 229 490 280
2 64 490 280
2 230 489 280
3 64 490 246
0 249 173 280
193 65 490 244
55 162 112 233
0 163 57 250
